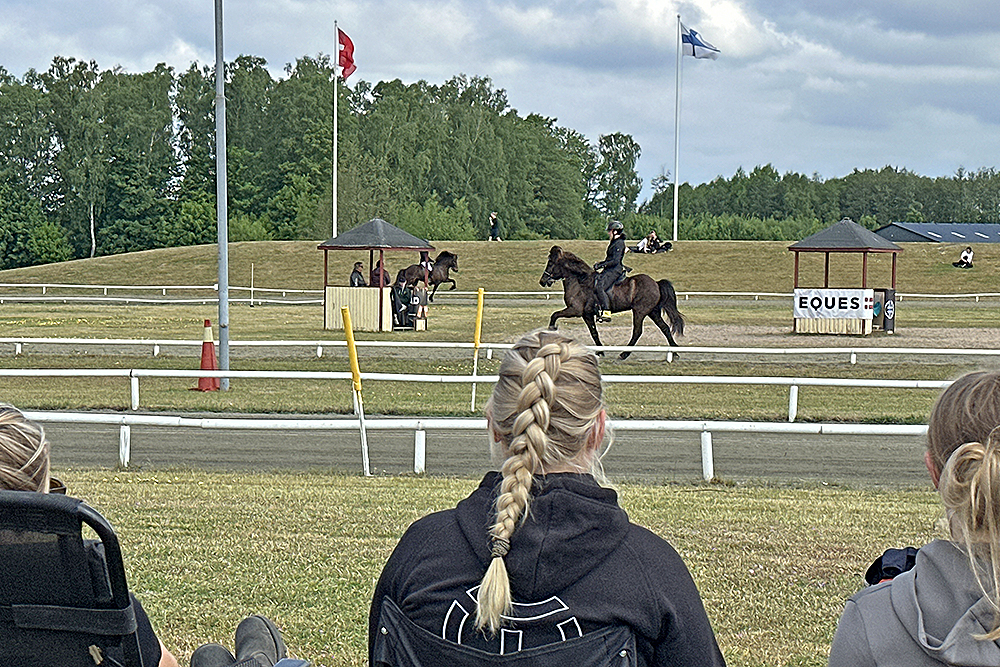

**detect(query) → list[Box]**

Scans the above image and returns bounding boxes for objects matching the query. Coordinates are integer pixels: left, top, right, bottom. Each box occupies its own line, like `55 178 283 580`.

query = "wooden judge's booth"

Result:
318 218 434 332
788 219 902 335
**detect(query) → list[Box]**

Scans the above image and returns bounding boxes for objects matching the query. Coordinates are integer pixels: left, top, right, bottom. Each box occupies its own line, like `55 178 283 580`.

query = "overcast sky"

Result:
3 0 1000 202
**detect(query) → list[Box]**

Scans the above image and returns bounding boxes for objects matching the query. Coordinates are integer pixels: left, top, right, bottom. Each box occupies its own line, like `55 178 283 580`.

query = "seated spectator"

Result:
369 330 726 666
952 246 974 269
350 261 367 287
390 276 413 328
0 405 180 667
0 405 293 667
631 231 672 254
370 260 391 287
830 371 1000 666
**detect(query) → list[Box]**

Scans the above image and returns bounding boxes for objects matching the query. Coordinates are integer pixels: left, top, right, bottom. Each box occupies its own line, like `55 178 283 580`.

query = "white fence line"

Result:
2 366 953 422
3 336 999 365
22 409 929 479
2 282 999 305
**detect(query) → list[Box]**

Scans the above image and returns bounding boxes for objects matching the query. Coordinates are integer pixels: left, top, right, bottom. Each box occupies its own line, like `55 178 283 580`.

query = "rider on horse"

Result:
593 220 627 323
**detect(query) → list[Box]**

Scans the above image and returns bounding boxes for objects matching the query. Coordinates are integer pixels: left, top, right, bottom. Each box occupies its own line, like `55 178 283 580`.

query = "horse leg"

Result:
618 312 646 360
448 278 457 291
548 306 581 330
583 314 605 355
429 283 440 302
649 310 679 347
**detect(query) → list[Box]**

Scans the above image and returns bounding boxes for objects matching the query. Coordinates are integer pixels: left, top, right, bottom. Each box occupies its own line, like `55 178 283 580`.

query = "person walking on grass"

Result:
488 211 502 241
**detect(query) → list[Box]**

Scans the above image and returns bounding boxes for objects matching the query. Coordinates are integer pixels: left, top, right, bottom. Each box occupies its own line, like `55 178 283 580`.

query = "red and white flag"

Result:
338 28 356 79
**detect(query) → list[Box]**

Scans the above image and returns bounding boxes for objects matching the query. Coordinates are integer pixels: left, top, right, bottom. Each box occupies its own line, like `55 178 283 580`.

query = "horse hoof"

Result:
618 351 631 360
596 350 605 357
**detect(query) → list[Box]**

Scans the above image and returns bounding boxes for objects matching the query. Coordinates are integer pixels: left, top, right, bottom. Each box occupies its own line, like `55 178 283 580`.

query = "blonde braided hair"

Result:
476 330 605 634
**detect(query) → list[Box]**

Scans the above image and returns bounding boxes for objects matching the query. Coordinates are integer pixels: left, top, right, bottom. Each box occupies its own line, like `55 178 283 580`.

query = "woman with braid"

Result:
830 371 1000 666
369 330 725 666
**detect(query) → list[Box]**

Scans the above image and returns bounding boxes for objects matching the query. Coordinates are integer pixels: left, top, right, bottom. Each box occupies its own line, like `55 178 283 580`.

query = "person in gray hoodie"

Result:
830 370 1000 666
369 330 725 666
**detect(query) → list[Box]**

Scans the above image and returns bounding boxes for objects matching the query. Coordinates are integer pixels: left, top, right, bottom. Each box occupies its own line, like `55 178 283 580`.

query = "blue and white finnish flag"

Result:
681 23 720 60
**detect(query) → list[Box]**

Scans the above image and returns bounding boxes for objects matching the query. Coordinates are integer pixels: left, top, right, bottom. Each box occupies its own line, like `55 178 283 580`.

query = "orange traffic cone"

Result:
195 319 220 391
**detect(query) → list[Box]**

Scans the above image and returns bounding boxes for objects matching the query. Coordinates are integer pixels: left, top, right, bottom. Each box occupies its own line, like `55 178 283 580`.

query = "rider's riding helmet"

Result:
607 220 624 233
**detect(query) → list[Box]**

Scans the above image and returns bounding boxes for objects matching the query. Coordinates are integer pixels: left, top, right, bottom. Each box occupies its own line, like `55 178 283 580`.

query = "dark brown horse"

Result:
539 245 684 358
395 250 459 301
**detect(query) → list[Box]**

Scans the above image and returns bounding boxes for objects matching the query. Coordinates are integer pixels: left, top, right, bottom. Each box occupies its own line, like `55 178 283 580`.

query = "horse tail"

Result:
657 279 685 336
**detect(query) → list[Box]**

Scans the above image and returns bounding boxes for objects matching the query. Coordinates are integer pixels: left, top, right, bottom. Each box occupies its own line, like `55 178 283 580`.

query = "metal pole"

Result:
214 0 231 390
332 21 339 239
672 14 682 244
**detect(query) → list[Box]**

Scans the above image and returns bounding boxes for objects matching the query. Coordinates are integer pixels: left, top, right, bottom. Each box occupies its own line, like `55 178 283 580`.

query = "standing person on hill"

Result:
593 220 627 323
488 211 502 241
369 330 726 667
830 370 1000 666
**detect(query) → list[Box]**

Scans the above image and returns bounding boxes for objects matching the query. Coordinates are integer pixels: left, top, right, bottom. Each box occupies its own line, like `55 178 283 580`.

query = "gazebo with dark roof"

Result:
318 218 434 331
789 218 902 290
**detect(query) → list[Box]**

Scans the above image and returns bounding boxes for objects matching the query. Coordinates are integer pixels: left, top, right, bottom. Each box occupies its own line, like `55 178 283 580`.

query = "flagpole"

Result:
332 20 340 239
672 14 682 244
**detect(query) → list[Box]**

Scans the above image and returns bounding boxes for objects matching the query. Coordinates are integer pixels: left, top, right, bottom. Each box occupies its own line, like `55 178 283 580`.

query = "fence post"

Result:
130 374 140 410
316 345 323 358
788 385 799 422
15 342 22 355
700 430 715 481
414 425 426 474
119 425 131 468
153 344 160 357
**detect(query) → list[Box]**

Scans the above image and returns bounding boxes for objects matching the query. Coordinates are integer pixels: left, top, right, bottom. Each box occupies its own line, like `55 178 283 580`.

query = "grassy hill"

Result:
0 239 997 295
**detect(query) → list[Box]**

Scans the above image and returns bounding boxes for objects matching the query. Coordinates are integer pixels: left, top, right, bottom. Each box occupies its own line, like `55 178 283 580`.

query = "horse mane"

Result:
557 248 593 278
435 250 455 262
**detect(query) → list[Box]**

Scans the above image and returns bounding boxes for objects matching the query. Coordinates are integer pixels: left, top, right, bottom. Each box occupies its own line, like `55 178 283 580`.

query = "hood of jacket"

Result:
892 539 1000 665
454 472 630 601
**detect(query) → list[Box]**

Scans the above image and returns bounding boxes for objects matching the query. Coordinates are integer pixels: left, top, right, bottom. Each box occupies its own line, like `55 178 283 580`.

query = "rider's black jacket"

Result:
595 235 626 279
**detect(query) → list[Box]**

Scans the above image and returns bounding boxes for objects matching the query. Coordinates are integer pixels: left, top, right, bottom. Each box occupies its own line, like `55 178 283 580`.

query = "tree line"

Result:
2 55 999 270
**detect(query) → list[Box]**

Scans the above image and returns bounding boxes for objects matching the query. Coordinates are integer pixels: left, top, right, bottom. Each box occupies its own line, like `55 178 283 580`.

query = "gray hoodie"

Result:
830 540 1000 666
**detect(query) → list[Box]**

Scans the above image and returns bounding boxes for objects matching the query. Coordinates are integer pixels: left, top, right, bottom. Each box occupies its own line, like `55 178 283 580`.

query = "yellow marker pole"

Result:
470 288 485 412
342 306 371 476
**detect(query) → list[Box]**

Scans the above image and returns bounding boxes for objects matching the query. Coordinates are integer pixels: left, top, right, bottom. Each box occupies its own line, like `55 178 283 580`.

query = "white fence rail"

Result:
3 336 1000 365
2 282 1000 305
22 409 929 480
2 367 953 422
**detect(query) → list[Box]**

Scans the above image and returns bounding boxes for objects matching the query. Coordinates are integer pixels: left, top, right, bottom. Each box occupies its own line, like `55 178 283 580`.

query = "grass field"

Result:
2 240 995 665
1 238 998 296
66 469 943 667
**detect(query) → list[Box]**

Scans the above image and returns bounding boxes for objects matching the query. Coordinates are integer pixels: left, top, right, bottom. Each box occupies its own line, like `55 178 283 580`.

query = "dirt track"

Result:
46 421 931 488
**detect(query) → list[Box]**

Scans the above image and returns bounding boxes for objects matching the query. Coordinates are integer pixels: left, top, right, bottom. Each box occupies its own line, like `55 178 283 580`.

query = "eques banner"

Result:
793 288 874 319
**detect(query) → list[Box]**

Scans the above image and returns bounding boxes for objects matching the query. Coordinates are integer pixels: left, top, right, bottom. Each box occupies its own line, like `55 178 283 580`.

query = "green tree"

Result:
40 57 106 257
594 132 642 220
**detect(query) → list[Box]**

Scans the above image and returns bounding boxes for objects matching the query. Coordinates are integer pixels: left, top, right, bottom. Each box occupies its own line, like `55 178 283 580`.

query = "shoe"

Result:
234 615 287 667
191 643 237 667
497 237 502 241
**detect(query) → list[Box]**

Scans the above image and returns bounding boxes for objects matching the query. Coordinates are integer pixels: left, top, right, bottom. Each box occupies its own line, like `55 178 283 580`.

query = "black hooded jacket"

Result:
369 472 725 666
